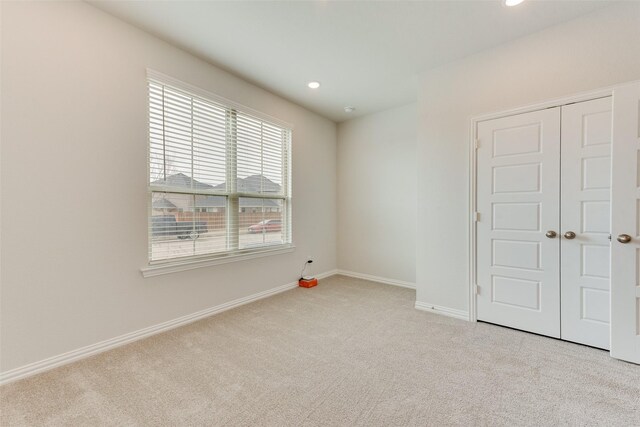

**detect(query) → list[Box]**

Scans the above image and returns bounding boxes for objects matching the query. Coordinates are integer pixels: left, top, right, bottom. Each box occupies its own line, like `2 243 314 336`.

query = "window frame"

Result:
143 70 294 277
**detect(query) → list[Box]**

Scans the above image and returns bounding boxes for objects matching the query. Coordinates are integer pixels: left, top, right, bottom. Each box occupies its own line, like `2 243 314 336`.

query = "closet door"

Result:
560 97 612 350
611 82 640 364
477 108 561 337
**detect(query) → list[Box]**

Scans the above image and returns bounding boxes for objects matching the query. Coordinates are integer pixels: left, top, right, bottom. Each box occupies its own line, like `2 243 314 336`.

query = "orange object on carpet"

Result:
298 278 318 288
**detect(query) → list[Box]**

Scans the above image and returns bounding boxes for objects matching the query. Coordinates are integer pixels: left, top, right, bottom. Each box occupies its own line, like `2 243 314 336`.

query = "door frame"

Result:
468 86 615 323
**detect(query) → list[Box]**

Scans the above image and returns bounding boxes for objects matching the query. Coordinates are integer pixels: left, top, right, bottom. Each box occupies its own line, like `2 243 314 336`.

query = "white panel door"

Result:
611 82 640 364
477 108 561 338
560 97 612 350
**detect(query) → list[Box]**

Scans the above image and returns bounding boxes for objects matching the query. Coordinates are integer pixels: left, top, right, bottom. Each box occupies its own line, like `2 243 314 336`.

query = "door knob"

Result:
545 230 557 238
617 234 632 244
564 231 576 239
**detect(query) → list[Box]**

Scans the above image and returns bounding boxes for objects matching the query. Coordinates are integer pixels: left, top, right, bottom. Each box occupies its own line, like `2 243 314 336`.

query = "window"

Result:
148 73 292 264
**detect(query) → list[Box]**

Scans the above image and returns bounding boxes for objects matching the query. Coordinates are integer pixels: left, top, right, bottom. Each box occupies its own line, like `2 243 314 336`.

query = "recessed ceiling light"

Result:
344 106 355 113
307 81 320 89
504 0 524 6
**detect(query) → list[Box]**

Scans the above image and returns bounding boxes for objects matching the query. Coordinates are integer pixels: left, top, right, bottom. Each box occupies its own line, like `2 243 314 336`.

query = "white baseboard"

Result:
336 269 416 289
315 269 339 280
414 301 469 321
0 270 338 386
334 272 466 320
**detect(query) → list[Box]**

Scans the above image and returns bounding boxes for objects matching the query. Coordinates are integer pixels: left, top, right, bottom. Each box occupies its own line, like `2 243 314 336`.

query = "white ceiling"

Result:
89 1 613 122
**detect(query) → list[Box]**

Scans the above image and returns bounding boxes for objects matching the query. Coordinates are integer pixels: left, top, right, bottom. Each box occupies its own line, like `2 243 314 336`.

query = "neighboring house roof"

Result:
152 198 178 209
240 174 282 193
154 173 281 193
198 196 279 208
151 173 215 191
153 173 282 208
211 174 282 194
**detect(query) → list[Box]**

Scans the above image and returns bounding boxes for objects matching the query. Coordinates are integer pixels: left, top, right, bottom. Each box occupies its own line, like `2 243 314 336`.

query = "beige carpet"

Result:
1 275 639 426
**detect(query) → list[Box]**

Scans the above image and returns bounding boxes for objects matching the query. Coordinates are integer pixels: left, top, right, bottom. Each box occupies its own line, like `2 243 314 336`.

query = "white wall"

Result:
416 3 640 312
337 104 417 284
0 1 337 373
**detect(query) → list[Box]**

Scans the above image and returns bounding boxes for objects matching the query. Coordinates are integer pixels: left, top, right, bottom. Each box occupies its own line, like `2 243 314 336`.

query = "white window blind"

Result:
148 76 292 263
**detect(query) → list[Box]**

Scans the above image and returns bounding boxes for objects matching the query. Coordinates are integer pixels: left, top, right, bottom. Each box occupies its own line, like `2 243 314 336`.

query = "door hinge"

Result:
474 139 480 150
474 284 479 295
473 211 480 222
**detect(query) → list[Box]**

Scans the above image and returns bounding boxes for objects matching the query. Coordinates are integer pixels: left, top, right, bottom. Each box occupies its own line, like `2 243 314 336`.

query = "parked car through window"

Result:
248 219 282 234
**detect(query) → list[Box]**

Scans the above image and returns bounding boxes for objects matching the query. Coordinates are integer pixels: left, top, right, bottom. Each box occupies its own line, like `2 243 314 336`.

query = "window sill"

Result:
140 244 295 278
